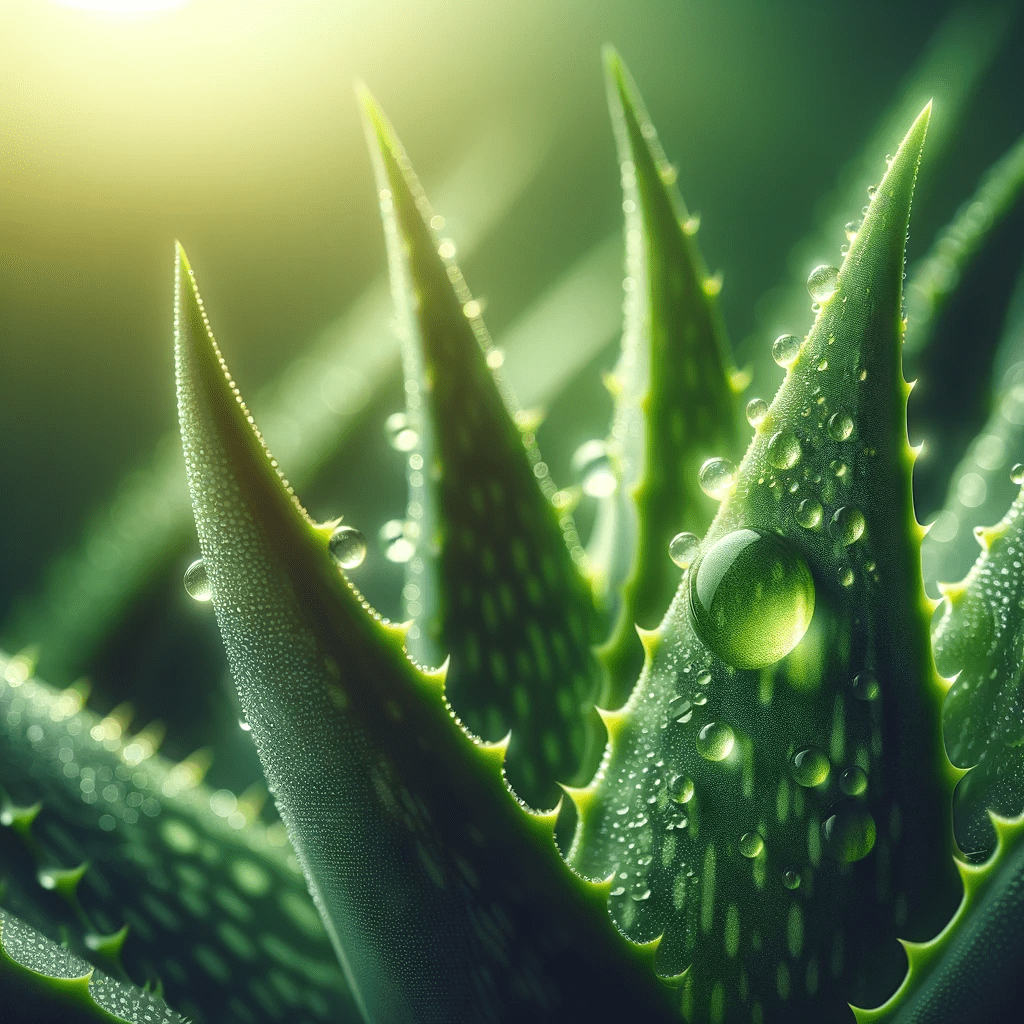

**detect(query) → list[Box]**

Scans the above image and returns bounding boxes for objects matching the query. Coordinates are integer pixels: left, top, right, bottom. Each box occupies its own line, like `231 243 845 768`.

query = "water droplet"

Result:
385 412 419 452
669 532 700 569
610 886 626 897
844 221 858 241
631 887 652 902
739 832 764 858
822 803 876 862
830 506 865 546
1012 463 1024 485
795 498 823 530
379 520 417 563
767 430 802 470
746 398 768 426
698 458 737 500
183 559 211 602
782 869 801 890
697 722 735 761
831 460 849 482
329 526 366 569
772 334 801 368
807 265 839 303
839 766 868 796
672 774 695 804
791 747 830 787
688 529 815 669
572 440 617 498
851 670 880 700
828 411 854 441
838 566 855 588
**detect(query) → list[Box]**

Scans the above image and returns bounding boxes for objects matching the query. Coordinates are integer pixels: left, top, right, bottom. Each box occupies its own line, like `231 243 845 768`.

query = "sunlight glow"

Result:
53 0 188 11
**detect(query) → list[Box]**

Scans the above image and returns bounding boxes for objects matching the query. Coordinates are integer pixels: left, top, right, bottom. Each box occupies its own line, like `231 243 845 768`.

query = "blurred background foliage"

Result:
2 0 1023 798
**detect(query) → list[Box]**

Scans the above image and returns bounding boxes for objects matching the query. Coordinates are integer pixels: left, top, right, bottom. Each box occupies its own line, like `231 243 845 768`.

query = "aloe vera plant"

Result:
4 40 1024 1024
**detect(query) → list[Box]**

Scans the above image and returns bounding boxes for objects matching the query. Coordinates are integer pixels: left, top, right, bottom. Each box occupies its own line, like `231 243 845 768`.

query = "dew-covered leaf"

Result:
570 104 960 1023
594 50 744 703
174 244 681 1022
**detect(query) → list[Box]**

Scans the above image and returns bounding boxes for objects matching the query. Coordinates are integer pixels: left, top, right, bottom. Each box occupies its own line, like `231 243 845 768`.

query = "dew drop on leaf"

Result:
772 334 801 368
698 457 737 500
851 670 880 700
782 869 801 890
791 747 831 787
795 498 823 530
696 722 735 761
672 774 695 804
385 411 419 452
767 430 802 470
746 398 768 427
830 506 865 546
329 525 367 569
1012 463 1024 485
823 803 876 862
572 439 617 498
669 532 700 569
687 529 815 669
839 766 868 796
827 411 854 441
739 831 764 858
183 558 212 602
806 264 839 303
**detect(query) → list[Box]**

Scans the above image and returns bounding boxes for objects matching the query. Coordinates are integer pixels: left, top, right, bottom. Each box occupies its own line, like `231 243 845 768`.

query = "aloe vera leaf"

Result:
569 104 960 1023
175 245 681 1023
932 483 1024 859
0 907 184 1024
853 813 1024 1023
743 2 1007 393
361 91 607 811
594 50 744 703
904 130 1024 363
4 125 543 685
0 651 354 1024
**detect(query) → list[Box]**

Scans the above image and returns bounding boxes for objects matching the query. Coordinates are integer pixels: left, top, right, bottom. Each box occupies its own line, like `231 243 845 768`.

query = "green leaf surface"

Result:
594 51 744 704
361 90 606 811
174 244 681 1022
570 104 960 1024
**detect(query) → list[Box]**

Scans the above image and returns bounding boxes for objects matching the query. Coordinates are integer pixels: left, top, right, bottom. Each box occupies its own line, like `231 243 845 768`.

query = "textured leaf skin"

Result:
571 105 961 1023
362 93 606 812
0 650 353 1024
933 485 1024 859
596 51 743 703
175 246 680 1022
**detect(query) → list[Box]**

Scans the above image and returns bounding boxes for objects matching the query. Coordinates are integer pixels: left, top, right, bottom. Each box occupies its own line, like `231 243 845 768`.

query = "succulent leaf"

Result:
571 103 961 1023
174 244 682 1021
360 90 606 811
595 50 744 704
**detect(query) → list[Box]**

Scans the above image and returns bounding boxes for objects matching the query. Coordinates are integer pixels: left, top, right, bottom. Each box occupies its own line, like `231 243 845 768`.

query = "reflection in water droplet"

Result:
791 747 830 787
840 766 868 796
739 832 764 858
696 722 735 761
184 559 212 602
823 803 876 862
767 430 802 470
688 529 815 669
851 670 880 700
783 869 801 890
1012 463 1024 485
669 532 700 569
827 411 854 441
796 498 823 530
772 334 801 368
698 458 737 500
746 398 768 427
385 412 419 452
329 526 367 569
831 506 866 546
672 774 695 804
807 265 839 302
572 440 617 498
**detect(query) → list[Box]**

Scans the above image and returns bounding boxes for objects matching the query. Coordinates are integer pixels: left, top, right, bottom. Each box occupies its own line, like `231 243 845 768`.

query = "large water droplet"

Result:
830 506 865 546
791 747 831 787
385 412 419 452
746 398 768 427
688 529 815 669
839 766 868 796
823 803 876 862
572 440 617 498
827 411 854 442
795 498 823 530
329 525 367 569
739 832 764 858
698 458 737 500
696 722 735 761
807 265 839 303
772 334 801 368
767 430 802 470
672 774 695 804
669 532 700 569
184 559 211 602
